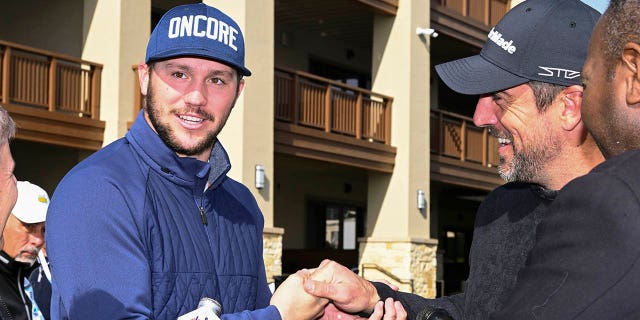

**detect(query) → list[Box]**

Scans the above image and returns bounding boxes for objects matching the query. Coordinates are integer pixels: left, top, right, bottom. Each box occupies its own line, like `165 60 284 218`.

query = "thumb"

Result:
304 278 334 299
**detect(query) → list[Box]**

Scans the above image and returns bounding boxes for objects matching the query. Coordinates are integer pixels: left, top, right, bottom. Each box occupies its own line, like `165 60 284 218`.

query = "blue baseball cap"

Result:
145 3 252 76
435 0 600 95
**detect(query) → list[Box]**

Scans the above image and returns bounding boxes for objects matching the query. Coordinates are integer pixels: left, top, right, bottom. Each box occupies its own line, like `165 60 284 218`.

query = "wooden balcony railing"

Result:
431 109 499 167
0 40 102 119
432 0 509 27
275 67 393 145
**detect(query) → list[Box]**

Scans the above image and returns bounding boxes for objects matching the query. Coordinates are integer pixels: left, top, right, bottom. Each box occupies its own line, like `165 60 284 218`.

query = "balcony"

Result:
0 40 105 150
431 0 510 48
274 67 396 173
430 109 503 191
131 66 397 173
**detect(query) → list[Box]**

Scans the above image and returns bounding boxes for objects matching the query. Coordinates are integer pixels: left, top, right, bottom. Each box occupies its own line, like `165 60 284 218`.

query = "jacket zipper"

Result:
17 268 31 320
200 206 207 225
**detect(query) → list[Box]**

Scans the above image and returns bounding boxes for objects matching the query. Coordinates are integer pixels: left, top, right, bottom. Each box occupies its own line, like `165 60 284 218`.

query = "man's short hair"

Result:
528 81 569 112
0 106 16 142
602 0 640 79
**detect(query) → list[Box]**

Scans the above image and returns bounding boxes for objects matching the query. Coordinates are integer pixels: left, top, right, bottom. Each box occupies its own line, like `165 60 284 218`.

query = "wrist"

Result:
365 283 381 313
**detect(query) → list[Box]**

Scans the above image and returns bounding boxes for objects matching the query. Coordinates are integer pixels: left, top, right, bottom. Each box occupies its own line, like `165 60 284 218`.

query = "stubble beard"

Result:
15 247 38 266
145 83 221 157
498 134 560 184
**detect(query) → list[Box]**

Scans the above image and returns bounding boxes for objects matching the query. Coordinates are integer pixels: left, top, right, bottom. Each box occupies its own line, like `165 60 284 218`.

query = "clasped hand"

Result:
270 260 407 320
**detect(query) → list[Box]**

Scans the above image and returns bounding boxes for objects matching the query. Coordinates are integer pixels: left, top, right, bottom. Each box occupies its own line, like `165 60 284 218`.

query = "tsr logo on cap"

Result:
145 3 252 76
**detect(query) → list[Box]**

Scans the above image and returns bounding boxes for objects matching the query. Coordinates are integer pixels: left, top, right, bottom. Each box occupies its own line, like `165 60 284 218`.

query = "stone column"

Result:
207 0 281 280
263 227 284 283
361 0 437 297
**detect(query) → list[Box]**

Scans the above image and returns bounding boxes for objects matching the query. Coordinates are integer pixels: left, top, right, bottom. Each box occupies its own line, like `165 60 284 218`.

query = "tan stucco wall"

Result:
511 0 525 8
209 0 276 228
368 0 430 240
359 0 436 297
81 0 149 144
0 0 84 57
274 154 368 249
273 25 371 75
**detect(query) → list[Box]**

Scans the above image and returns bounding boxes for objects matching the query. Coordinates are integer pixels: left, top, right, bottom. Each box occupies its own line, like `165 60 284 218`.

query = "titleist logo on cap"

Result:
488 28 517 54
167 15 239 52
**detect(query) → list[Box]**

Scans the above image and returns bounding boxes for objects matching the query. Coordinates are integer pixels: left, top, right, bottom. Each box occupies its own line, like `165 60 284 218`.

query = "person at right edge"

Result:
491 0 640 318
300 0 603 319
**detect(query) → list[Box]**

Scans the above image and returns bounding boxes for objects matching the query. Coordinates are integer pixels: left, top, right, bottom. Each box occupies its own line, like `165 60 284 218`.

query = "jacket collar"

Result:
0 250 32 275
126 110 231 190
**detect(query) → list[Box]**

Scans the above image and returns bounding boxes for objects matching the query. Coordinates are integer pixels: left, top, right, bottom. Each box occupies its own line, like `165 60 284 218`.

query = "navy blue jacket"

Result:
493 150 640 319
46 111 279 319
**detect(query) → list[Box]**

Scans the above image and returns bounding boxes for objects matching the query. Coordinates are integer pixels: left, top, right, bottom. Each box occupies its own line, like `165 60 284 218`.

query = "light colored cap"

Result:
12 181 49 223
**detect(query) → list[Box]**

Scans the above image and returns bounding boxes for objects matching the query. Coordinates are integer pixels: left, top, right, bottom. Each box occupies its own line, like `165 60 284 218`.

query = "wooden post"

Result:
90 65 102 120
355 92 362 140
460 120 467 161
1 47 11 104
482 127 488 166
48 57 58 112
384 99 392 145
292 73 299 125
324 84 331 133
132 64 142 116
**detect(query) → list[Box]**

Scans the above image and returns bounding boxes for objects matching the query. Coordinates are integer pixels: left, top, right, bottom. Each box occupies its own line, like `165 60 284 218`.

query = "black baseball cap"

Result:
435 0 600 95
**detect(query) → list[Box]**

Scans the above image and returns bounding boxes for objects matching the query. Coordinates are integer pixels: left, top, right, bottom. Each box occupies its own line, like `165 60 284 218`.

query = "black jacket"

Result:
375 182 557 319
0 250 35 320
492 150 640 319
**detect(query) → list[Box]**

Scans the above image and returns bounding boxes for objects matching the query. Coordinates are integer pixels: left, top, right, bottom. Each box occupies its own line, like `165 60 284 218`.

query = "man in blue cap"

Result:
44 3 328 320
298 0 604 319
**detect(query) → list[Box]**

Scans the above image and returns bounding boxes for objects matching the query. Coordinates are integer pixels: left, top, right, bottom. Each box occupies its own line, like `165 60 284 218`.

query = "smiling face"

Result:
473 83 562 184
138 57 245 161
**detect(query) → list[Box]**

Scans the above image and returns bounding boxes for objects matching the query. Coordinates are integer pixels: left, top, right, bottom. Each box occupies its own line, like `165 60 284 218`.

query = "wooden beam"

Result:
354 0 398 15
6 103 105 151
275 122 396 173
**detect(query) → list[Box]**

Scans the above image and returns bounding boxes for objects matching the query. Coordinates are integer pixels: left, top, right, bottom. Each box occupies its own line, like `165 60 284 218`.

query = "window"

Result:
307 201 364 250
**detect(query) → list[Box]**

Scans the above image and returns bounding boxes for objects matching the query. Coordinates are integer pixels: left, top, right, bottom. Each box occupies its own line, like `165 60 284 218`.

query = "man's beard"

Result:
15 247 38 266
145 85 218 157
498 133 560 184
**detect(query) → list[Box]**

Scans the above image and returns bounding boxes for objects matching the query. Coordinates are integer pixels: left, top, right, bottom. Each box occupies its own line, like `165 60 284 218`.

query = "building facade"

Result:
1 0 514 298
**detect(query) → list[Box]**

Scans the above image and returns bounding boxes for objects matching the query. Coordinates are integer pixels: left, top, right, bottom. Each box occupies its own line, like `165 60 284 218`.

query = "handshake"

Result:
270 260 407 320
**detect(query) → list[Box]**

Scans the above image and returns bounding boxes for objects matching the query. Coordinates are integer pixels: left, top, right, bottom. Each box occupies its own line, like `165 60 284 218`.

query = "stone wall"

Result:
359 237 438 297
263 227 284 283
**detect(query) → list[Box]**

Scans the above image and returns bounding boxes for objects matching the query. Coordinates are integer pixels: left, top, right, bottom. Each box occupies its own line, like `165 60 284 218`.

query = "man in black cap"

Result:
298 0 603 319
491 0 640 318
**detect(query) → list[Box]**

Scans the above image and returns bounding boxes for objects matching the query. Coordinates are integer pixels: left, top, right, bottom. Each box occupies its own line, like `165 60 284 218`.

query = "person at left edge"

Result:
0 181 48 320
45 3 327 320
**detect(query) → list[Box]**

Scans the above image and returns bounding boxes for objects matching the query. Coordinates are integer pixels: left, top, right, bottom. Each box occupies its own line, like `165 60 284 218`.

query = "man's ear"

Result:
560 85 583 131
137 63 150 97
621 42 640 105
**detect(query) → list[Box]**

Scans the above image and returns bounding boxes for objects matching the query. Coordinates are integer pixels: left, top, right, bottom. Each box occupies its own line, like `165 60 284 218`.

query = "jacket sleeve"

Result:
47 170 153 319
373 282 464 319
491 172 640 319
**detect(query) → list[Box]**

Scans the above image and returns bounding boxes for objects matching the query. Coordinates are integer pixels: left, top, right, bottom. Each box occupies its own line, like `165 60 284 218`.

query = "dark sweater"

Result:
0 250 35 320
376 182 557 319
493 150 640 319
